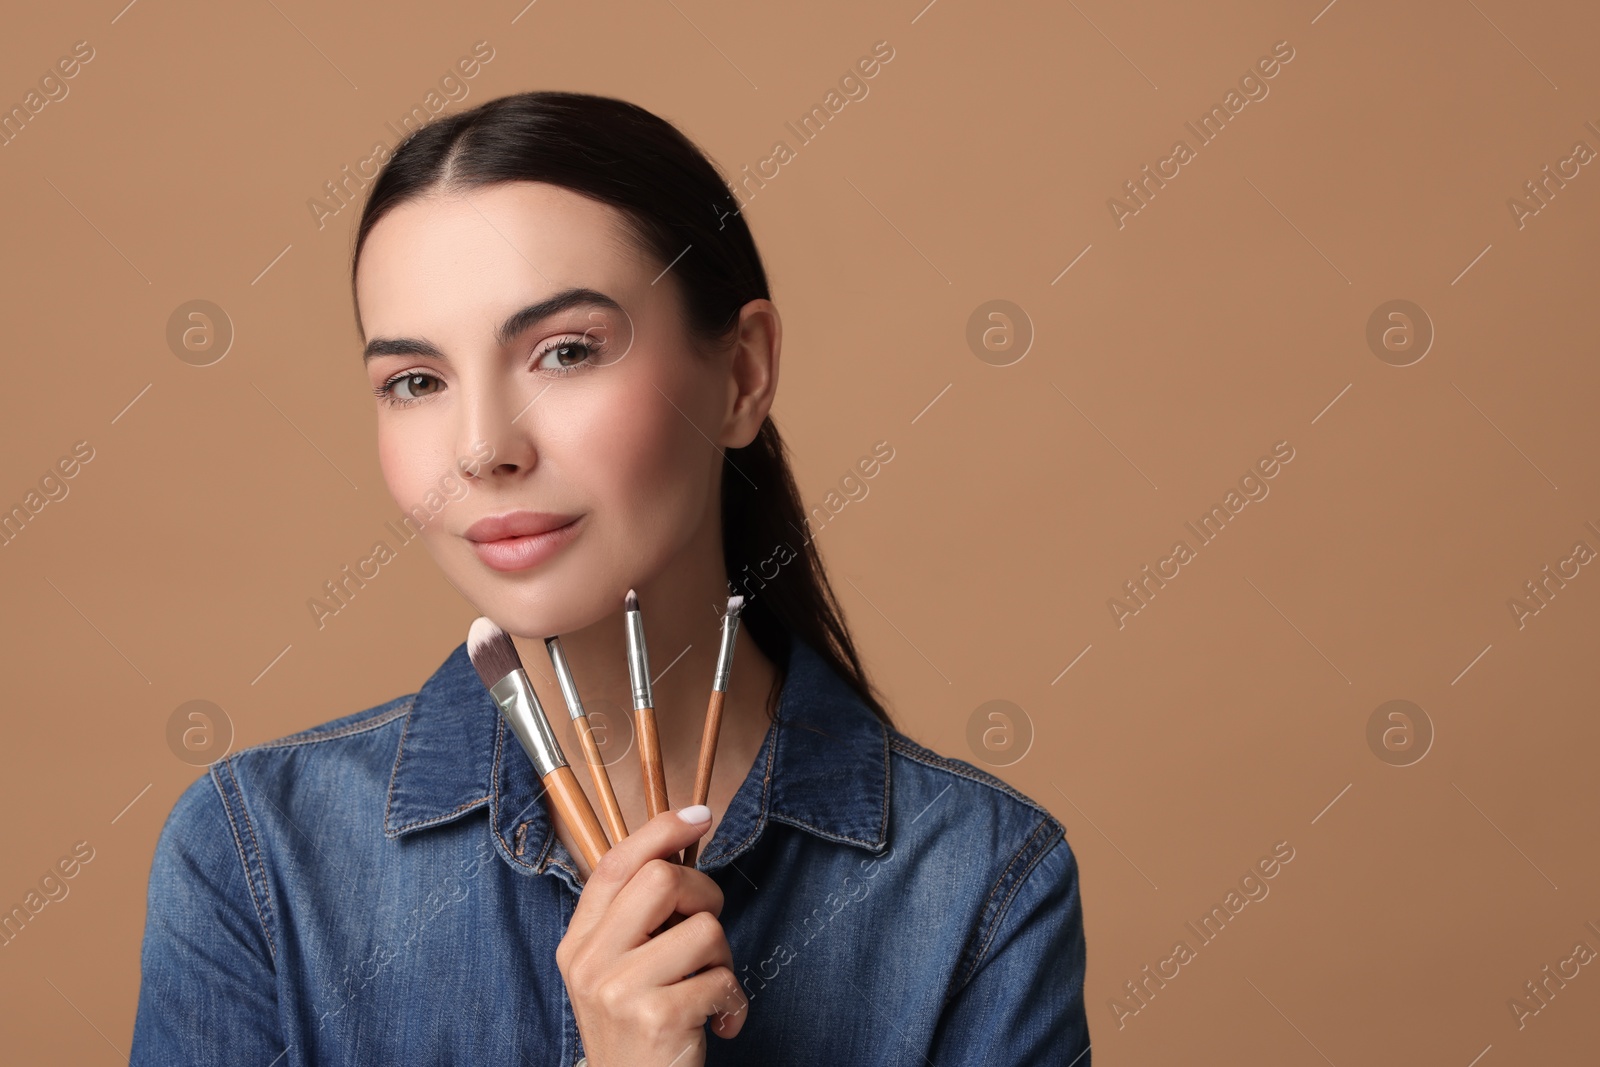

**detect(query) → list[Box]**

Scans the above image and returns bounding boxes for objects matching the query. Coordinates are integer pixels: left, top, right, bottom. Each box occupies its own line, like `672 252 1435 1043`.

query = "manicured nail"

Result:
677 804 712 825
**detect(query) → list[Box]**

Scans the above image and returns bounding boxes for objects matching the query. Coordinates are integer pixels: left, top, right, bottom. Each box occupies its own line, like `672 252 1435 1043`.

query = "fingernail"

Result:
677 804 712 825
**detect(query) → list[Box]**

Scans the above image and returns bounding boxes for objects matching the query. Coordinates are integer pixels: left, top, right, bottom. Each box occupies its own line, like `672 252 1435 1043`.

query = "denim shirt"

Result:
131 630 1091 1065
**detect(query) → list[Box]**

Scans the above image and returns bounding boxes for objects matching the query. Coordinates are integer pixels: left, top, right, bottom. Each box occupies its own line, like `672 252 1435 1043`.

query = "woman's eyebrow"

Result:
362 287 625 363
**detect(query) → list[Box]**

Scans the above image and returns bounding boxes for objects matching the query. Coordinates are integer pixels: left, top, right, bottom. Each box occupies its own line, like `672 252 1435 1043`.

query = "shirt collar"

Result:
383 627 891 881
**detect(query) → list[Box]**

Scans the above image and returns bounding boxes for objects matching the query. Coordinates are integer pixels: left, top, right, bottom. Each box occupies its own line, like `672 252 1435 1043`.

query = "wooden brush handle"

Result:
574 716 629 845
690 689 725 806
634 704 670 821
542 764 611 872
679 689 726 869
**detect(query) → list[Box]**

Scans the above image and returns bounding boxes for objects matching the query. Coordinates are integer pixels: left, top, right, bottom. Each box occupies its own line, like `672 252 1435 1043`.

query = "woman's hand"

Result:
556 805 750 1067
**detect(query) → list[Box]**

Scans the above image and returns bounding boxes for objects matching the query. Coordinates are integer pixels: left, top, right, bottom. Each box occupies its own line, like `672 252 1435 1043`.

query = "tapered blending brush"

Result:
680 595 744 869
467 617 610 873
544 635 630 846
624 589 672 824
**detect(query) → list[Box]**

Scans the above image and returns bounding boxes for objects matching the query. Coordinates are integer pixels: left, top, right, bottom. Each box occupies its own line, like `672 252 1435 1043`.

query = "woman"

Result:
130 91 1091 1066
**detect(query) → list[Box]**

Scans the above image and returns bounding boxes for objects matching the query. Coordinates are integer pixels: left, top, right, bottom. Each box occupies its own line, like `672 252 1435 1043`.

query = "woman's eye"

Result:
534 337 601 373
382 373 441 402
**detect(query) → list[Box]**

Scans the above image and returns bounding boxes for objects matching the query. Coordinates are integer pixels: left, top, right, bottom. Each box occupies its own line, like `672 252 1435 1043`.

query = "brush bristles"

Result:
625 588 639 612
466 616 525 690
725 594 744 619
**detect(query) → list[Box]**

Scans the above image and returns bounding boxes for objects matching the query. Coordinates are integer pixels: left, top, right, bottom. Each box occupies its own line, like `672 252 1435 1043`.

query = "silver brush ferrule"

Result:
712 610 743 692
624 608 653 709
489 668 566 777
544 638 586 721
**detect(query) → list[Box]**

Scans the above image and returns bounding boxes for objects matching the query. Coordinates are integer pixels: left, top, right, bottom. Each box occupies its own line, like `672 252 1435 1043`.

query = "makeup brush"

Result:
544 635 630 846
467 617 610 873
624 589 672 825
681 595 744 869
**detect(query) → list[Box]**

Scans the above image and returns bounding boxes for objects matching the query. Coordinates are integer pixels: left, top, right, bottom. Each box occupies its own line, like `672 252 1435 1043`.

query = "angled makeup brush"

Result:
544 635 630 846
680 595 744 869
467 617 610 873
624 589 672 826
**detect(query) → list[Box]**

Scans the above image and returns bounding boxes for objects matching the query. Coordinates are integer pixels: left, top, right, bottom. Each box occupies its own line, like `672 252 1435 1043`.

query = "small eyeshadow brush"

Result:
624 589 672 825
680 595 744 869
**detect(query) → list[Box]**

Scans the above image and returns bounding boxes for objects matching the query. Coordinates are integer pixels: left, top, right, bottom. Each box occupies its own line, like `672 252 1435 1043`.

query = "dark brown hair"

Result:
348 90 891 728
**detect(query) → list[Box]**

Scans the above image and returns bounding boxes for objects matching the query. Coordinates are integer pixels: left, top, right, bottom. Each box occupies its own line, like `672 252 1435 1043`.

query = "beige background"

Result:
2 0 1597 1061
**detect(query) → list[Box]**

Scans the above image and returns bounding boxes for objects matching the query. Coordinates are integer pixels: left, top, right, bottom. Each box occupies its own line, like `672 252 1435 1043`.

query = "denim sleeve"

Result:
928 826 1092 1065
130 768 287 1065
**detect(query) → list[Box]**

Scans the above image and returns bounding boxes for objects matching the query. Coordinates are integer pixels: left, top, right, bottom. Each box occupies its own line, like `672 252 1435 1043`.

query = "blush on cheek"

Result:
577 381 716 558
376 431 429 516
375 425 465 539
623 401 691 490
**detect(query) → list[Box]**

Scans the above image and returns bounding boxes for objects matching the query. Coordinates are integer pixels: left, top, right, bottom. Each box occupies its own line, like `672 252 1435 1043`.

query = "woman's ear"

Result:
719 298 781 448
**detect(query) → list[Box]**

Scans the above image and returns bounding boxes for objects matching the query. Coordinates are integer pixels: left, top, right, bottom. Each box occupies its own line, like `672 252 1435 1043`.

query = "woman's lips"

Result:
468 515 584 572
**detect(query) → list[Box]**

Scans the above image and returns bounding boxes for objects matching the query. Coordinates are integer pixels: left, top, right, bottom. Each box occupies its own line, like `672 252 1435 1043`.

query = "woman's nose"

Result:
459 376 543 479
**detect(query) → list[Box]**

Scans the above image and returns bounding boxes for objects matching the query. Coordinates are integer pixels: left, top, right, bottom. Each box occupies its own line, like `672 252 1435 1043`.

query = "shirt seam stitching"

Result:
382 697 491 835
209 760 279 963
700 710 780 865
382 697 416 836
233 700 413 757
712 714 890 861
887 735 1057 823
877 717 891 842
951 817 1062 999
764 812 876 848
224 758 277 954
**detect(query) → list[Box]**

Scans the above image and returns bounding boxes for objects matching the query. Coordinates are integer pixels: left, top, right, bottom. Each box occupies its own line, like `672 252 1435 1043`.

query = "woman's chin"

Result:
461 581 616 641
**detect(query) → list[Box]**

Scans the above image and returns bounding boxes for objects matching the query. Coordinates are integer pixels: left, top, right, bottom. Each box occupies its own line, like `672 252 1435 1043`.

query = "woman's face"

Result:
354 181 746 638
